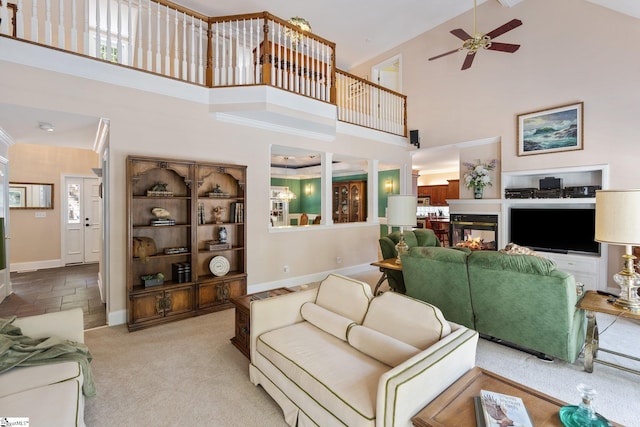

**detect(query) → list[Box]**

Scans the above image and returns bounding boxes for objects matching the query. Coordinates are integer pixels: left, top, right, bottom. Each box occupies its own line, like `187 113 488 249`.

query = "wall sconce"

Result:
305 184 312 195
385 180 393 193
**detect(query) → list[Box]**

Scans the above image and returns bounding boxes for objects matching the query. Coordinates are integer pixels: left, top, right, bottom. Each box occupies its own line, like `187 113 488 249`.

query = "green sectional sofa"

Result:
378 229 440 293
401 246 586 363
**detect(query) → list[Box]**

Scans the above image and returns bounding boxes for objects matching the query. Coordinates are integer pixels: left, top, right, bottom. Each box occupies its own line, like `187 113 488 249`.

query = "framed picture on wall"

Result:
9 186 26 208
517 102 583 156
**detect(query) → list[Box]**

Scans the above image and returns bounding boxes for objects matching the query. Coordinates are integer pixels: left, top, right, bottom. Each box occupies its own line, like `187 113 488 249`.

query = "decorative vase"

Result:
473 185 484 199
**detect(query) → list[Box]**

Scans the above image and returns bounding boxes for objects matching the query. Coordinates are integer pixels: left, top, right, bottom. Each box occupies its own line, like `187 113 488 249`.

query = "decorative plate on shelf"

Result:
209 255 230 277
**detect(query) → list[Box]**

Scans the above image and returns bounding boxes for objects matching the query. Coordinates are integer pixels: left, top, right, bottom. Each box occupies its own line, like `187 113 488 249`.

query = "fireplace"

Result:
449 214 498 251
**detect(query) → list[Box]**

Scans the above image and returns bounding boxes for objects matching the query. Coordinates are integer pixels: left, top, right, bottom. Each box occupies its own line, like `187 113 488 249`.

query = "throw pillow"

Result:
347 325 420 367
500 242 546 258
300 302 355 341
362 292 451 349
314 274 373 323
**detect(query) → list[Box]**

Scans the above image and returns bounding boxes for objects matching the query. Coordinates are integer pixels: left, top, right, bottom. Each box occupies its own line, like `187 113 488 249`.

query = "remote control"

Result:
596 290 618 298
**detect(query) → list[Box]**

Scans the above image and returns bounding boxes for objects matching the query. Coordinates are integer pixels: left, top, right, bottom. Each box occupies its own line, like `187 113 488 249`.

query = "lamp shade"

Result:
595 190 640 245
387 195 417 227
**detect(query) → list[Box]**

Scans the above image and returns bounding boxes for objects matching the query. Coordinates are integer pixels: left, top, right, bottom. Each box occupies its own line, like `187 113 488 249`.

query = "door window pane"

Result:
68 184 81 224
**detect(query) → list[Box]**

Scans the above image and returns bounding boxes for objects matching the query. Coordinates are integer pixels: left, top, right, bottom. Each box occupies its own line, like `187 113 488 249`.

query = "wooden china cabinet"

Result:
332 180 366 223
126 155 247 331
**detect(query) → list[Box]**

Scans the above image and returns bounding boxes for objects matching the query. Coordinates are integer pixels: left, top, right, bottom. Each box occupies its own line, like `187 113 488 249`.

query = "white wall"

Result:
0 47 411 322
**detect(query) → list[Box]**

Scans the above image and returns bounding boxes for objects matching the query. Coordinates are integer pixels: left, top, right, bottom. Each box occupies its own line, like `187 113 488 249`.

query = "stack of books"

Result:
474 390 533 427
150 218 176 226
172 262 192 283
229 202 244 223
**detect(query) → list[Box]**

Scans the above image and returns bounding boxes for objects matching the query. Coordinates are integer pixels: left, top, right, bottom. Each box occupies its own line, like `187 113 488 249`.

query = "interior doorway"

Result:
0 157 9 304
63 176 102 265
371 54 402 93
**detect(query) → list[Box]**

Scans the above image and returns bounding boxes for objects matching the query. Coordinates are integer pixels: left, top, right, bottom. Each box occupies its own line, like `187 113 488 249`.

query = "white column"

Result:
367 159 379 224
321 152 333 225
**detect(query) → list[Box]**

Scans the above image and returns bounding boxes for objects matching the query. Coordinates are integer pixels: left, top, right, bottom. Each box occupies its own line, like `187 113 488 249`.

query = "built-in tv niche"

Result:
509 206 600 255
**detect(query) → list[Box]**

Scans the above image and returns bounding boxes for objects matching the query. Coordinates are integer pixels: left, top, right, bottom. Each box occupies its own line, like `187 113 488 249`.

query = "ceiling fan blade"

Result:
461 52 476 70
487 42 520 53
485 19 523 39
450 28 472 41
428 48 461 61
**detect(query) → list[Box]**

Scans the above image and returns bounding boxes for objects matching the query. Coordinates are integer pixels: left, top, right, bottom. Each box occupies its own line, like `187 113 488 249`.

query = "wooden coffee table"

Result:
411 367 621 427
230 288 293 359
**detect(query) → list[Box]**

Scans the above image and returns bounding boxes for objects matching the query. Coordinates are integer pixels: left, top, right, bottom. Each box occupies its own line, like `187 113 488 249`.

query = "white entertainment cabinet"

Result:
500 164 609 292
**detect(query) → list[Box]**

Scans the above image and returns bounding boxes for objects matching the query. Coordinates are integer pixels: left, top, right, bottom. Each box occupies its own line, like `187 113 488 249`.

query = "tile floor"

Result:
0 263 106 329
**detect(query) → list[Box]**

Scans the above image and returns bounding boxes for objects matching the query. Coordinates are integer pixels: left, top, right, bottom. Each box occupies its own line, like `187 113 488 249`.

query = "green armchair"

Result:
378 229 440 293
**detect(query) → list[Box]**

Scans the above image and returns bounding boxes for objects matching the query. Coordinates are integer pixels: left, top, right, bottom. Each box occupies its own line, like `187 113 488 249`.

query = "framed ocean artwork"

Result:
517 102 583 156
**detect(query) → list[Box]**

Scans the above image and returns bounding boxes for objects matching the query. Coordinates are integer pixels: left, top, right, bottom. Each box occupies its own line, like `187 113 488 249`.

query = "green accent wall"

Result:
271 168 400 219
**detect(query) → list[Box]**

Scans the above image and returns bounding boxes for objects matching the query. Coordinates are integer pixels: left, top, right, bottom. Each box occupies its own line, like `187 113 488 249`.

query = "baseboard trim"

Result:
107 309 127 326
11 259 64 273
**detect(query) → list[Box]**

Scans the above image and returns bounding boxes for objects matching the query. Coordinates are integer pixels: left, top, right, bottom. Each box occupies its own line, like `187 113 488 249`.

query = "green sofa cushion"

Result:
468 250 557 275
378 229 440 293
400 247 475 329
467 251 585 362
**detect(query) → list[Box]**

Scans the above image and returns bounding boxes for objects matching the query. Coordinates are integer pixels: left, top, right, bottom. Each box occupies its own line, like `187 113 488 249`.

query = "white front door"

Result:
64 177 101 264
0 158 9 304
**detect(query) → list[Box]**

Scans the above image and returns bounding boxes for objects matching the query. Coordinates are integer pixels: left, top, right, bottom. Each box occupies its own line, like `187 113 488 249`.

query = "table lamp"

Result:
594 190 640 311
387 195 417 264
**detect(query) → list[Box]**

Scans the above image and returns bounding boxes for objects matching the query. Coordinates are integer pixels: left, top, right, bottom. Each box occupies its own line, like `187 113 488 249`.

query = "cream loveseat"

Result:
0 308 91 426
249 274 478 427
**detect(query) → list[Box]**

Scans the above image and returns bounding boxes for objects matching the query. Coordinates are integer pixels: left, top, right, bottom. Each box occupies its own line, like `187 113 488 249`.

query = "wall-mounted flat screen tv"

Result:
509 207 600 255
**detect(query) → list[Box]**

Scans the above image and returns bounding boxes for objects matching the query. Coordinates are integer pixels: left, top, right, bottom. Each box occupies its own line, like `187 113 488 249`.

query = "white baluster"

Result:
241 19 247 85
83 0 88 54
0 1 8 36
137 0 143 68
164 5 170 76
30 0 38 42
226 21 232 84
251 18 257 85
214 22 219 85
16 0 24 38
146 0 152 71
190 15 195 82
128 0 133 65
70 0 77 52
106 0 112 60
287 24 293 90
276 23 282 89
233 19 239 84
44 0 52 45
198 19 203 84
181 12 187 80
220 21 226 85
57 0 65 48
173 8 179 78
116 0 122 63
155 2 161 72
95 0 100 58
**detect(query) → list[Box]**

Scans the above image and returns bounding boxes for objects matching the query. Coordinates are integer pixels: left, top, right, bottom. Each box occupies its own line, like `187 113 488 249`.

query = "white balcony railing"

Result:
0 0 407 136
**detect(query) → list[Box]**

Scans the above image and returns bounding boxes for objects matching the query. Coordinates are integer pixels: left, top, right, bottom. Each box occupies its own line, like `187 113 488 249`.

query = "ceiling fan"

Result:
428 0 522 70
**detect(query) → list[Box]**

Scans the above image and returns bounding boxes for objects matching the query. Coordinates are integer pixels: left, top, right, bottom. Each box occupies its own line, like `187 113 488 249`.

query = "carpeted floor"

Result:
84 271 640 426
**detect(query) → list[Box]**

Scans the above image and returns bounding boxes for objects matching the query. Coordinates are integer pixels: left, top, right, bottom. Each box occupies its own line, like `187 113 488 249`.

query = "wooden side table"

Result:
576 290 640 375
370 257 402 295
411 367 622 427
230 288 293 359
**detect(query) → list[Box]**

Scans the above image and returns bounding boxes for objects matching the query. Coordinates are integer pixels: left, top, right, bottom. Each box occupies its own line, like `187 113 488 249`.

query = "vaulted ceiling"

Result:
175 0 639 70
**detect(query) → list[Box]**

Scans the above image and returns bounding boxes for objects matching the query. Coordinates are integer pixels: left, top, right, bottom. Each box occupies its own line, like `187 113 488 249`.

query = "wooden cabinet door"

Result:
130 291 165 325
197 276 246 311
165 285 195 317
446 180 460 200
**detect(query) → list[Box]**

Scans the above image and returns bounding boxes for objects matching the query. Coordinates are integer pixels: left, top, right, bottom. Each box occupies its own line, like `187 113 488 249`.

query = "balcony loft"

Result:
0 2 407 142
